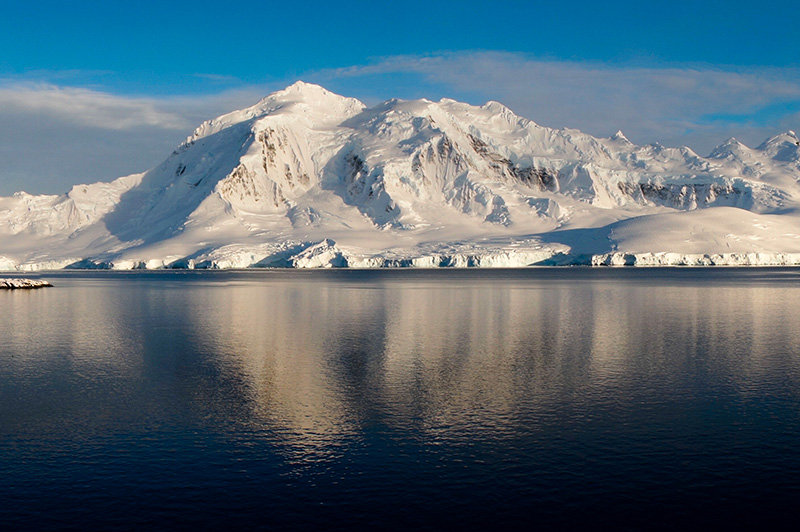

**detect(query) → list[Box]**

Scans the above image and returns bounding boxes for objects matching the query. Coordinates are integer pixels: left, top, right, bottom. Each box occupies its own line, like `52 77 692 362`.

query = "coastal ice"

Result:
0 278 52 289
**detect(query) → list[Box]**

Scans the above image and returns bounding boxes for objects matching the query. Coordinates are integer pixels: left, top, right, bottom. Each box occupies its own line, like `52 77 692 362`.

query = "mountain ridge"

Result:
2 81 800 270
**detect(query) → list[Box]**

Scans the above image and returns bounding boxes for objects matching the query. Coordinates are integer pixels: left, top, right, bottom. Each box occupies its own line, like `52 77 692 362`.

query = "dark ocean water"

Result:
2 268 800 530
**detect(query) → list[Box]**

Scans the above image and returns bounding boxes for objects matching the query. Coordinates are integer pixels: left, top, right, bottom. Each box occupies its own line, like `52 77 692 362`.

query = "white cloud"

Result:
0 84 190 130
0 83 269 195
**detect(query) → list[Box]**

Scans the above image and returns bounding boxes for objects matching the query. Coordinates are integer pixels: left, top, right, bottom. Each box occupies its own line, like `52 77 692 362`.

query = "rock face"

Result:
1 82 800 269
0 278 53 289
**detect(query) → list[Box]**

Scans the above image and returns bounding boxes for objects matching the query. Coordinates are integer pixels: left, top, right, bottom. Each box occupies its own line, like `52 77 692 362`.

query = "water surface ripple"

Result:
2 269 800 530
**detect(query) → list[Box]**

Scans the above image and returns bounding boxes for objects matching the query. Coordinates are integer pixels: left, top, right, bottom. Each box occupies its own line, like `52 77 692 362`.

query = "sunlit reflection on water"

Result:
2 269 800 529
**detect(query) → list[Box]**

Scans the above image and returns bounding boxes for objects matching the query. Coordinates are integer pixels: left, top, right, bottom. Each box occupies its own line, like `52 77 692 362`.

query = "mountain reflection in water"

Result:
2 269 800 530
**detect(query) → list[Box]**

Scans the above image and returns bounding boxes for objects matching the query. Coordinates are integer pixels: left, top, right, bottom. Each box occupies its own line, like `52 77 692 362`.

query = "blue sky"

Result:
1 0 799 194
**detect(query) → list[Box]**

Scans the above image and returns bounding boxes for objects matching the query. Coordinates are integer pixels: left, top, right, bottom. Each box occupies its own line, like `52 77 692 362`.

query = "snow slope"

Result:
2 81 800 269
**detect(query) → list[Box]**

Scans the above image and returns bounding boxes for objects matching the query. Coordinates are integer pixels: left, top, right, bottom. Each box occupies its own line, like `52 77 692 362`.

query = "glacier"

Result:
2 81 800 270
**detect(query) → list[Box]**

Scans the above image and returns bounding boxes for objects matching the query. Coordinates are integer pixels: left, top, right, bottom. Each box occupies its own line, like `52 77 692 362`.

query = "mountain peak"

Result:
611 130 632 144
279 80 331 97
258 81 362 109
482 100 511 112
708 137 751 159
757 131 800 161
758 131 799 146
184 82 365 144
758 130 800 162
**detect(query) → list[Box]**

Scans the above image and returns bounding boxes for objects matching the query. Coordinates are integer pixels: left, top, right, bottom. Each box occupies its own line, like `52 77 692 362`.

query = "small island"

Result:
0 278 53 289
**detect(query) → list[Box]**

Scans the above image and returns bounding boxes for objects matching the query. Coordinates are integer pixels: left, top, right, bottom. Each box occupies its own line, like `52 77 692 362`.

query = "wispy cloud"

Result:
0 82 268 195
192 73 242 84
0 83 191 130
317 51 800 152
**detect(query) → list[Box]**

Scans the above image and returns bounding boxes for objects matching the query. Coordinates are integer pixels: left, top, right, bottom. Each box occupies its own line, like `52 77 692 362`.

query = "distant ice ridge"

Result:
1 240 563 270
1 82 800 269
0 278 52 289
590 252 800 266
4 241 800 270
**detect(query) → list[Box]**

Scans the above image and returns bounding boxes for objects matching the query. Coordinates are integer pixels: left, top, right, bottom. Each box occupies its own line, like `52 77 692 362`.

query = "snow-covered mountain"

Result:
2 81 800 270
